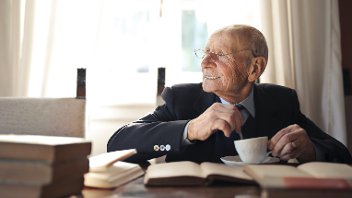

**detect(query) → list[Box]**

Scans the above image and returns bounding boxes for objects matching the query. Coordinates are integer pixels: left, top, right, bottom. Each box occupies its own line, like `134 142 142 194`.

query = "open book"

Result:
244 162 352 190
144 161 254 186
84 149 144 189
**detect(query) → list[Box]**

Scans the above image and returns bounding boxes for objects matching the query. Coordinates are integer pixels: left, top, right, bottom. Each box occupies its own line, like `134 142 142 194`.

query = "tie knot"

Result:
235 104 244 111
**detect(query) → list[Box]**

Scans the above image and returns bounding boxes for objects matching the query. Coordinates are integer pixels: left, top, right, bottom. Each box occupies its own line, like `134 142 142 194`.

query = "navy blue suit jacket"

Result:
107 83 352 163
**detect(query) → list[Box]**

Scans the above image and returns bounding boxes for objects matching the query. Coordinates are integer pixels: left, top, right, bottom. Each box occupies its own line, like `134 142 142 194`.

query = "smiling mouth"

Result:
204 75 221 80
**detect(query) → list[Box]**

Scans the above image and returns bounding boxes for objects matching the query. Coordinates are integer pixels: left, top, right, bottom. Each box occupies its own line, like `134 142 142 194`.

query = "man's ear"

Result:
247 57 266 82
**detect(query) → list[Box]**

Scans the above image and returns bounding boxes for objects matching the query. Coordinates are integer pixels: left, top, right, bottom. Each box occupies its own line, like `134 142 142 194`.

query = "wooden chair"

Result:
156 67 165 106
152 67 167 164
0 69 86 138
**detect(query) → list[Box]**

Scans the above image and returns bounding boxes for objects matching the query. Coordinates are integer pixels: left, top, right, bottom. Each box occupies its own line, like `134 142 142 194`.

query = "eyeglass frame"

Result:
194 48 254 62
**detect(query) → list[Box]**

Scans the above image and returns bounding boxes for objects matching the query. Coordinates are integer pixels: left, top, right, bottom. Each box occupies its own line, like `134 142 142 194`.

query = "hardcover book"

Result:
0 158 89 185
84 149 144 189
144 161 254 186
0 134 91 163
0 177 84 198
244 162 352 190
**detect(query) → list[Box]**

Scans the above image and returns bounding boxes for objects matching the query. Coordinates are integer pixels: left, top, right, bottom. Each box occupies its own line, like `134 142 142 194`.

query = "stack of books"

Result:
84 149 144 189
0 134 92 198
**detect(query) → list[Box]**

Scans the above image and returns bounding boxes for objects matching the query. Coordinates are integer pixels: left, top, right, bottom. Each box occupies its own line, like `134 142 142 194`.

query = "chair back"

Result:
156 67 165 106
0 69 86 137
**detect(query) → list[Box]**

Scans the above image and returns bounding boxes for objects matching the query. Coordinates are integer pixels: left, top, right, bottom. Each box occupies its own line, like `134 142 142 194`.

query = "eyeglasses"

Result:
194 48 252 62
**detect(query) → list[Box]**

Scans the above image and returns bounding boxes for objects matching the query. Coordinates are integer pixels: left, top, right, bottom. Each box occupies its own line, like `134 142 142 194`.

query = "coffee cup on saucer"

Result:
234 136 270 164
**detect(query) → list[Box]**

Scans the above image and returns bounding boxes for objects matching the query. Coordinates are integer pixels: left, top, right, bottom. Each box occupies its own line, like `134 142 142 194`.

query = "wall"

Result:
87 104 156 156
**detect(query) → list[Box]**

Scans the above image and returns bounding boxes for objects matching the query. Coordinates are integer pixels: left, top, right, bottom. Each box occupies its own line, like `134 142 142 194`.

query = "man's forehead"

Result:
206 29 244 51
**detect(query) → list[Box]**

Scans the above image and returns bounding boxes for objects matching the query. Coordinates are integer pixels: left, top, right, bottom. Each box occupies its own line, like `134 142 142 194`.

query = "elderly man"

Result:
107 25 352 163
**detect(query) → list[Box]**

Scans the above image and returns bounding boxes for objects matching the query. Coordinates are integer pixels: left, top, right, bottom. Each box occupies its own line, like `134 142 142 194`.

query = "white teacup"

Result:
234 136 269 164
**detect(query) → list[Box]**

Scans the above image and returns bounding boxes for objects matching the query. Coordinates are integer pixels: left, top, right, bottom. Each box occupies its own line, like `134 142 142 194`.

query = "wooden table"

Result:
81 177 261 198
81 177 352 198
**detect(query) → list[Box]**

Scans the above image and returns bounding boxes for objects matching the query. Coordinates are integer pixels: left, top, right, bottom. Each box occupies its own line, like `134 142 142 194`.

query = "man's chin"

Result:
202 83 218 93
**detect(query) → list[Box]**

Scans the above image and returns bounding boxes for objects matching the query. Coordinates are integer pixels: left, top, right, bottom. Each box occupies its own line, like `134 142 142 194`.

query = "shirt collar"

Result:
219 88 255 118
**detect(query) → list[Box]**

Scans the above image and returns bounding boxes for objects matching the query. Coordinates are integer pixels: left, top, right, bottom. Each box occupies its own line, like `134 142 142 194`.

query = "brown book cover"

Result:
0 134 91 163
0 177 84 198
0 157 89 185
244 162 352 190
144 161 254 186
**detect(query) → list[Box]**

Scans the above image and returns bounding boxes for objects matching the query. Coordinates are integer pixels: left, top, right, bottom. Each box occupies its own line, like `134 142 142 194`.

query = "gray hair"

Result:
228 25 268 62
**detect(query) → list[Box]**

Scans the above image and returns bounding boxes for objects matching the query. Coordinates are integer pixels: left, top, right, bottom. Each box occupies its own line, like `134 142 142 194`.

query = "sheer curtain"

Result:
0 0 34 96
261 0 346 145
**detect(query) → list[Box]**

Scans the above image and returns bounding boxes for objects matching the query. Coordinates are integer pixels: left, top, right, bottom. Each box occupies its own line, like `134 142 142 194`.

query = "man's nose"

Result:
201 55 215 68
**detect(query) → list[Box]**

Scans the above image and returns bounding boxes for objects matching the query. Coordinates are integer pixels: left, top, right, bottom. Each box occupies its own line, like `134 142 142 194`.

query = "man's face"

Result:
201 30 251 98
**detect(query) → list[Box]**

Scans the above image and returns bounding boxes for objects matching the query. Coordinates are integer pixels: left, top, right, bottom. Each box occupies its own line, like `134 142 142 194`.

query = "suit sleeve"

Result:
107 87 189 163
290 90 352 163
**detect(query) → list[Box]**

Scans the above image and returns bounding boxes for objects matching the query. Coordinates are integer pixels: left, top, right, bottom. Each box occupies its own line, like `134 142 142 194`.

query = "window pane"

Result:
181 10 207 72
28 0 261 104
163 0 261 84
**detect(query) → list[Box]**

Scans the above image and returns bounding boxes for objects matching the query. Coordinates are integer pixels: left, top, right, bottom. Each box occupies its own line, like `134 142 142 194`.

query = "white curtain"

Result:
261 0 346 145
0 0 35 96
0 0 100 98
0 0 59 97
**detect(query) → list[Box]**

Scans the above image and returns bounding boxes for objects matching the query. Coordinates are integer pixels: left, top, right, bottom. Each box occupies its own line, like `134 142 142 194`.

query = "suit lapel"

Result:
192 89 219 115
253 84 285 138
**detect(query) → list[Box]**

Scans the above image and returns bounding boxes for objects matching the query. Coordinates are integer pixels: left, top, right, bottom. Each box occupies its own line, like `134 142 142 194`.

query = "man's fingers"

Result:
232 106 243 133
269 127 291 150
192 103 243 140
278 141 300 160
271 134 293 156
211 103 237 113
270 126 302 157
269 124 316 162
211 104 243 133
211 118 232 137
291 141 297 149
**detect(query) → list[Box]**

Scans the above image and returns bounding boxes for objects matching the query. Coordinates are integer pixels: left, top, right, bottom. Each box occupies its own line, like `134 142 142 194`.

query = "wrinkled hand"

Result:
268 124 316 162
187 103 243 141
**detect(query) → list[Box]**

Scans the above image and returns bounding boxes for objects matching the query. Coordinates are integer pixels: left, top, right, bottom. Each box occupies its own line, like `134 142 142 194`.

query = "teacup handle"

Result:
266 151 272 157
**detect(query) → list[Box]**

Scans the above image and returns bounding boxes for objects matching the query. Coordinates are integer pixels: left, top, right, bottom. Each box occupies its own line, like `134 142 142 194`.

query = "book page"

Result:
89 149 137 172
200 162 252 181
244 165 311 181
297 162 352 179
145 161 203 179
88 161 142 179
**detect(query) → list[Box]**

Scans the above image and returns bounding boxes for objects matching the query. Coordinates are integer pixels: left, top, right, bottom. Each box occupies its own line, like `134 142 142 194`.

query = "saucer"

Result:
220 155 280 166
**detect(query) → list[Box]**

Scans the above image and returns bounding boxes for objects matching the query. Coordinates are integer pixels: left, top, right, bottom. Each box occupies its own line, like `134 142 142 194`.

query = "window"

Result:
26 0 261 106
21 0 261 155
89 0 261 105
